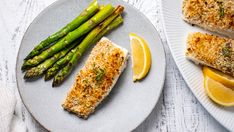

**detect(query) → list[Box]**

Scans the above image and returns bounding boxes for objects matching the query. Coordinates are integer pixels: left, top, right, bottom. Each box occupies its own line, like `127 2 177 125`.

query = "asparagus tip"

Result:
24 67 43 79
21 61 33 71
24 54 32 61
52 81 59 87
44 74 52 81
52 77 63 87
24 72 31 79
21 65 28 71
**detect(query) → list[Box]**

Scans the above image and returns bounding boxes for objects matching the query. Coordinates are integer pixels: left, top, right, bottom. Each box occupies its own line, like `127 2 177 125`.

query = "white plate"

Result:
161 0 234 131
16 0 166 131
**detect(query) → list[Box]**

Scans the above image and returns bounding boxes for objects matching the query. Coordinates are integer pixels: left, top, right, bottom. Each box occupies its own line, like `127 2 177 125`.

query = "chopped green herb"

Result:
217 1 225 18
92 63 106 82
93 62 96 67
94 67 105 81
83 79 89 84
222 42 232 57
219 6 224 18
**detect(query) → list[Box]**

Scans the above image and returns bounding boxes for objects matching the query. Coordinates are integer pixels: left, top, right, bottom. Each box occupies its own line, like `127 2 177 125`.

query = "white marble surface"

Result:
0 0 228 131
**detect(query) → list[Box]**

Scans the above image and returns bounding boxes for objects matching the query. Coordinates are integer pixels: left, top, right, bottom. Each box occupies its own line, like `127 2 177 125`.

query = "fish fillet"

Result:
186 32 234 76
62 37 128 119
182 0 234 38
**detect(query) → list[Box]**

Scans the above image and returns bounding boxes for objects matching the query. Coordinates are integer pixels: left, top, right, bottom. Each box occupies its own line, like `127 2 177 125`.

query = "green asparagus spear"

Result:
24 43 77 79
21 4 115 70
52 6 124 87
92 15 123 43
24 0 99 60
44 49 76 81
44 15 123 81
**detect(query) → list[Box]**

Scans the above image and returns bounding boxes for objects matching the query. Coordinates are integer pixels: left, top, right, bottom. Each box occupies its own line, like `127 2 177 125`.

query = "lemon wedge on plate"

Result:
203 67 234 88
129 33 151 81
203 67 234 106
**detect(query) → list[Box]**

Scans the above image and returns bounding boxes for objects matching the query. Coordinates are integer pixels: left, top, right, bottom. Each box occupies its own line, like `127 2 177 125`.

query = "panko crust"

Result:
186 32 234 76
62 37 128 119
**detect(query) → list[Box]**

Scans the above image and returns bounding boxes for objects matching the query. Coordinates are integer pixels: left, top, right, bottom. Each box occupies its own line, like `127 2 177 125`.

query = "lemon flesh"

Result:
204 76 234 106
129 33 151 81
203 67 234 89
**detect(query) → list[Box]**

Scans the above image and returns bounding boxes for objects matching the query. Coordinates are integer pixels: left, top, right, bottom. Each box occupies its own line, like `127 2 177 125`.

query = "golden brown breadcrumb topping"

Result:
62 38 127 119
183 0 234 31
186 32 234 76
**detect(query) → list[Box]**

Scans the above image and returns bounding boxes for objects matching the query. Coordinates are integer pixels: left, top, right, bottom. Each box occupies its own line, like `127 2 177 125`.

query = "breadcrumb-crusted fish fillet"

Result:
182 0 234 38
62 37 128 119
186 32 234 76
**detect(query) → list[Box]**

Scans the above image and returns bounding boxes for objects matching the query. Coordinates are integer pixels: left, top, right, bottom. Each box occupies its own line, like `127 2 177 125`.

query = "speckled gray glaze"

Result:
16 0 166 131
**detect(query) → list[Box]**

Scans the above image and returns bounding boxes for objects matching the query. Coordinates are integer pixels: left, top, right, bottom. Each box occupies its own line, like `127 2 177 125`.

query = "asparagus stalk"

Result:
44 15 123 81
24 42 78 79
44 47 76 81
92 15 123 43
21 4 115 70
52 6 124 86
24 0 99 60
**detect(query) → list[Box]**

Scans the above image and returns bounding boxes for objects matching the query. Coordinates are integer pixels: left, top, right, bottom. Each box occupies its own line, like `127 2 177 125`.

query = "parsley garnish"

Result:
92 64 105 82
95 68 105 81
222 42 232 57
217 1 224 18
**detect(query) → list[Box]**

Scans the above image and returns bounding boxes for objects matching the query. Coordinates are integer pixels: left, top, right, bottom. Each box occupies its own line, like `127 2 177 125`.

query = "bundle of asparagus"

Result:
22 0 125 87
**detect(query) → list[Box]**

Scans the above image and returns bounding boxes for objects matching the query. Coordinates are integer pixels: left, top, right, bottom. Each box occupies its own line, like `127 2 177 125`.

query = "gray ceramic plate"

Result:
16 0 166 131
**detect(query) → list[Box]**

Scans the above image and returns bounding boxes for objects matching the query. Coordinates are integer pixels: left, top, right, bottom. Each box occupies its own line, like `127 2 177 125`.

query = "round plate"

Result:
16 0 166 131
161 0 234 131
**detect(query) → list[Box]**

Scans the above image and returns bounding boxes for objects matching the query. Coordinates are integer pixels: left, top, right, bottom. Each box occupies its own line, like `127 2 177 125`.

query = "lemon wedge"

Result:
129 33 151 81
203 67 234 88
204 75 234 106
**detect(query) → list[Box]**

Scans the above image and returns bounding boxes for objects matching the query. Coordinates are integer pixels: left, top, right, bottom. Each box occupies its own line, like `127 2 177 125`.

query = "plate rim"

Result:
160 0 231 131
16 0 166 131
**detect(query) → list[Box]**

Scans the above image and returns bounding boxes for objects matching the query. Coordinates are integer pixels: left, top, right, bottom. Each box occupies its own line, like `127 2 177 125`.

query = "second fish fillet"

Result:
186 32 234 76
